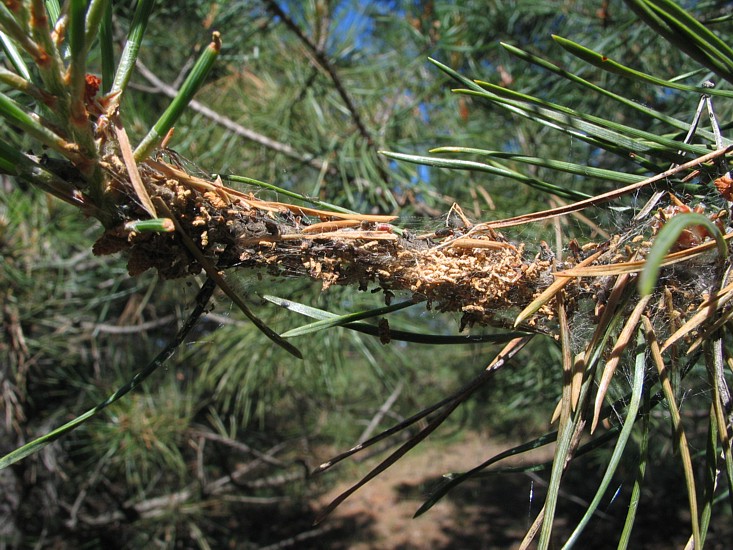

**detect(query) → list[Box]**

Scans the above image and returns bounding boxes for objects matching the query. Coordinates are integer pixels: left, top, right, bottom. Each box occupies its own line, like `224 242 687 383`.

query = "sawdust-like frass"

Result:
92 154 719 336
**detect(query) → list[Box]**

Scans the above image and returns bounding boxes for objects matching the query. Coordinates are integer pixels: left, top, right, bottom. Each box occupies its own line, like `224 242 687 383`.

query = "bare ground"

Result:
308 431 554 549
299 430 733 550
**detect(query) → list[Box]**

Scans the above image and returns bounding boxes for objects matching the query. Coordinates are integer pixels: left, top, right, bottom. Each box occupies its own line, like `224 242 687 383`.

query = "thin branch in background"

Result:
0 277 217 470
70 489 286 526
262 0 391 184
65 448 114 529
64 438 297 528
134 61 330 172
258 526 336 550
189 428 288 468
357 381 404 445
3 1 733 545
81 314 177 334
314 0 331 52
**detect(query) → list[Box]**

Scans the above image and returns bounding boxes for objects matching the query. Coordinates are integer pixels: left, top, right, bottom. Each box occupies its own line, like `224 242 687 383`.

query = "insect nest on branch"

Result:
91 145 732 339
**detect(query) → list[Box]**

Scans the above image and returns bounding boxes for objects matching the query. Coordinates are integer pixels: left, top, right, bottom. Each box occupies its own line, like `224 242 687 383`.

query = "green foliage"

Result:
374 2 733 548
88 382 192 488
2 0 733 548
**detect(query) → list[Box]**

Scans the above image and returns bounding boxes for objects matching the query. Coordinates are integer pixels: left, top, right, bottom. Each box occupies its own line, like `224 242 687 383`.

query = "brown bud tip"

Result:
211 31 222 52
715 173 733 201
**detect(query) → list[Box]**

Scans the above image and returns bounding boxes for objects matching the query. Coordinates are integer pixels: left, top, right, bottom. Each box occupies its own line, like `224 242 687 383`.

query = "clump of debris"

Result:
92 156 566 331
92 149 726 337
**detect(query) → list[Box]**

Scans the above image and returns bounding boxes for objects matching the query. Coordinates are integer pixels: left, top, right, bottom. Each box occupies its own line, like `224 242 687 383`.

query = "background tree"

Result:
1 0 732 548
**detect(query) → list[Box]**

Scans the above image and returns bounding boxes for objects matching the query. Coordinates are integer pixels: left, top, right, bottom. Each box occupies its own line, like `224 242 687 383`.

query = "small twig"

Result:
134 61 329 172
81 314 177 334
189 429 287 467
263 0 390 184
65 449 113 529
203 442 298 495
195 435 206 485
74 443 294 527
258 526 335 550
72 493 284 526
202 311 248 326
172 54 196 90
357 381 403 445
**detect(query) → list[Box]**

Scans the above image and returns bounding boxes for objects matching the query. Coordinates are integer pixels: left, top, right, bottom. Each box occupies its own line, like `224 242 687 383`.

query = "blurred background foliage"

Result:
1 0 733 548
